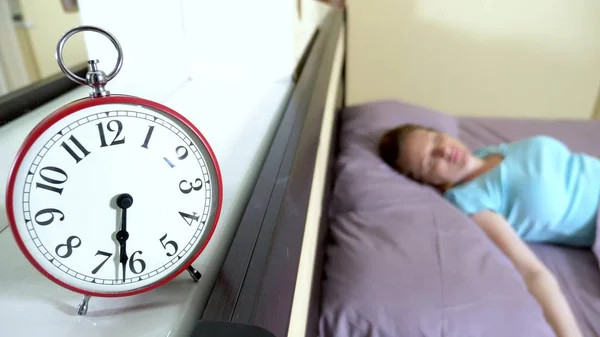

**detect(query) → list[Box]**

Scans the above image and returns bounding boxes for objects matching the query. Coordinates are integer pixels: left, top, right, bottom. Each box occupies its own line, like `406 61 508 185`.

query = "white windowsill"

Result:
0 75 293 337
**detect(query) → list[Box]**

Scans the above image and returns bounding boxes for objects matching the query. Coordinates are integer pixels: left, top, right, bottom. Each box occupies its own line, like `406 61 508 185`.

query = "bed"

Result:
319 100 600 337
197 9 600 337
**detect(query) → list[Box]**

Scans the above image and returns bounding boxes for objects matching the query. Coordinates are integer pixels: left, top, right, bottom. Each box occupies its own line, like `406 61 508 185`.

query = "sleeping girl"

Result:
378 124 598 337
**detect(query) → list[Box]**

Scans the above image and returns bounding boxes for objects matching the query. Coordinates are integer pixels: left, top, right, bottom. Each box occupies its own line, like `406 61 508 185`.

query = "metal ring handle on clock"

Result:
55 25 124 86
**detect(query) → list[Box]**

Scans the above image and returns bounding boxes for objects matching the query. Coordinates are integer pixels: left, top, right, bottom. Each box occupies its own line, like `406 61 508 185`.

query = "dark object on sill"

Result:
190 321 276 337
0 63 87 127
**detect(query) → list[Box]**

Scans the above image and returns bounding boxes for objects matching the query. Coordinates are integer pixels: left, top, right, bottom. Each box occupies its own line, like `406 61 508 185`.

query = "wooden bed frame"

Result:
0 9 347 337
199 10 346 337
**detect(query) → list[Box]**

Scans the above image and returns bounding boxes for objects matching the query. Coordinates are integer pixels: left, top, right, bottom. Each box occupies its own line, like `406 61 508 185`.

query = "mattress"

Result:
320 100 600 337
459 117 600 337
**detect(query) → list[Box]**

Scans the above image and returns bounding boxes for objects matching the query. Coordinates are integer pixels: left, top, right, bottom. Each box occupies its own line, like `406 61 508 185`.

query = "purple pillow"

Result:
320 100 554 337
330 100 459 214
339 100 459 157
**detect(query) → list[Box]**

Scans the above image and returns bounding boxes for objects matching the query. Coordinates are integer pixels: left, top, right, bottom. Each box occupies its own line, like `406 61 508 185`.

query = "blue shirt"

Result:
443 135 600 247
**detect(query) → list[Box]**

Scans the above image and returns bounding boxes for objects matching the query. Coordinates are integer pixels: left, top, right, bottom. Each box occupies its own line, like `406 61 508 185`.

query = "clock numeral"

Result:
179 211 199 226
36 166 68 195
91 250 112 274
164 146 189 168
97 120 125 147
129 250 146 274
34 208 65 226
159 233 179 257
60 135 91 163
141 125 154 149
55 235 81 259
179 178 203 194
176 146 188 160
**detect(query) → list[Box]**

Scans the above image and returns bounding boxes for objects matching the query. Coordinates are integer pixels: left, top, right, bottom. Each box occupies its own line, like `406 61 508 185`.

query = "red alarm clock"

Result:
5 26 222 315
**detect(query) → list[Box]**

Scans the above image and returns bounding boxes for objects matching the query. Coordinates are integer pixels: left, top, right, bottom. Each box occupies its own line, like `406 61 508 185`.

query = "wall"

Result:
14 26 40 82
346 0 600 119
18 0 88 79
9 0 41 83
75 0 331 102
0 0 29 92
77 0 189 102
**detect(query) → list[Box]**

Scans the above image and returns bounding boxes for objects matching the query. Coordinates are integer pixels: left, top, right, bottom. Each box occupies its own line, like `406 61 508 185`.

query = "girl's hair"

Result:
377 123 435 179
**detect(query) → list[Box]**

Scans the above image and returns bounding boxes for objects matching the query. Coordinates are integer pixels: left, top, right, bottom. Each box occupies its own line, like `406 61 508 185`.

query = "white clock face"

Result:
9 101 220 295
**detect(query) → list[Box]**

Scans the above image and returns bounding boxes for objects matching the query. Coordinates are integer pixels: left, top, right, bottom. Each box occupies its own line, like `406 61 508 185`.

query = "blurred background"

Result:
1 0 599 119
343 0 600 120
0 0 87 94
0 0 332 101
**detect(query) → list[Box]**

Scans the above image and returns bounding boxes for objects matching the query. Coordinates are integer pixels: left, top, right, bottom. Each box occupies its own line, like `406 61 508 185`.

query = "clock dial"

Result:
7 99 221 296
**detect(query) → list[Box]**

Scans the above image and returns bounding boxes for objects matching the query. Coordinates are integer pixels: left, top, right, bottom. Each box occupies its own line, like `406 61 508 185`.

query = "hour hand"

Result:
116 193 133 282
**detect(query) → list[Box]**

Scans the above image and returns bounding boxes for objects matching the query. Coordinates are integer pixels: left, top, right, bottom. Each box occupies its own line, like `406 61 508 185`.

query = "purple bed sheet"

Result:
460 117 600 337
320 100 600 337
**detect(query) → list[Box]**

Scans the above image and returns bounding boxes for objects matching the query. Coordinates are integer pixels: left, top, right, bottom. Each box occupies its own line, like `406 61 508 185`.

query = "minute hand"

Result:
116 193 133 282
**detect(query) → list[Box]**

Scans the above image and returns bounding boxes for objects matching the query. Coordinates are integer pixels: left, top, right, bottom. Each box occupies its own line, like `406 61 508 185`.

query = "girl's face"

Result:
398 129 476 187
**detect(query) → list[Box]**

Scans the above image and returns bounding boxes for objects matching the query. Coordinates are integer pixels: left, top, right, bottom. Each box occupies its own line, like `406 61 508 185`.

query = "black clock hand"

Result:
116 193 133 282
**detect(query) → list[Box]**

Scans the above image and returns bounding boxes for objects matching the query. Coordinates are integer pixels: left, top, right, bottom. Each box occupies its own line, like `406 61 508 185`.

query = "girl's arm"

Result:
471 210 582 337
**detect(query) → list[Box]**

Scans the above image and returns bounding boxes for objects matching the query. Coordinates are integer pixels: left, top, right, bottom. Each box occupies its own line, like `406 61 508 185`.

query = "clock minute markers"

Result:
57 116 193 170
55 118 127 165
17 110 215 296
56 117 125 165
58 118 195 169
115 193 133 282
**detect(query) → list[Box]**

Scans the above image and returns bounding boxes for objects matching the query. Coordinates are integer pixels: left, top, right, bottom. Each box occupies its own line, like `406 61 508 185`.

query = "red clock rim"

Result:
5 94 223 298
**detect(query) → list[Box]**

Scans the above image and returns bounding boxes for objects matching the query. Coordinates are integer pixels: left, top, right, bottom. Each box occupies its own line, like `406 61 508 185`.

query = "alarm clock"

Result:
5 26 223 315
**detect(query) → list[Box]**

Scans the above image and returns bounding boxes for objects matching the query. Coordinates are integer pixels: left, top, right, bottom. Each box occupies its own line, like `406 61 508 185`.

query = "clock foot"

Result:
187 266 202 282
77 295 92 316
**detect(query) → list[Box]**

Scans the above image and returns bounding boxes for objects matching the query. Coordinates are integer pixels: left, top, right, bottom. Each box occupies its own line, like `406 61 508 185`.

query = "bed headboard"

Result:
0 64 87 126
199 8 346 337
